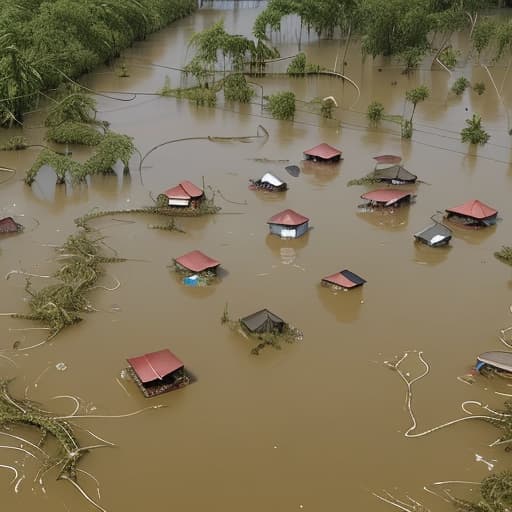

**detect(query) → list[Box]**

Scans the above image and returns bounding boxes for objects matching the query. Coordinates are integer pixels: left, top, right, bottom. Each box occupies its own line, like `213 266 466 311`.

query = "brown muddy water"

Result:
1 4 512 512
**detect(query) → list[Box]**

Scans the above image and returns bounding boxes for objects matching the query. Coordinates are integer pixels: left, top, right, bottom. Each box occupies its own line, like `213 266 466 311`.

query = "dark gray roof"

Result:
414 222 452 245
240 309 285 332
374 165 417 183
340 270 366 286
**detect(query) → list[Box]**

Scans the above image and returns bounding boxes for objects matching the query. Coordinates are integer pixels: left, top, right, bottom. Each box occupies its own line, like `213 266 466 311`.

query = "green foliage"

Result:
454 471 512 512
495 246 512 266
266 91 296 120
438 46 459 69
405 85 430 106
460 114 490 145
320 97 336 119
473 81 486 95
472 18 497 56
26 148 84 184
223 73 254 103
367 101 385 124
116 63 130 77
452 76 471 95
286 52 321 75
399 46 427 73
82 132 134 177
45 85 98 127
46 121 103 146
495 19 512 61
0 135 28 150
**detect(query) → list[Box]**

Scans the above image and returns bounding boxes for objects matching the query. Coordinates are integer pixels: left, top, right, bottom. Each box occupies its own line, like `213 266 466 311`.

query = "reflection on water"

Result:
356 205 411 230
301 159 340 184
413 241 452 266
265 230 310 261
445 220 498 245
316 284 364 323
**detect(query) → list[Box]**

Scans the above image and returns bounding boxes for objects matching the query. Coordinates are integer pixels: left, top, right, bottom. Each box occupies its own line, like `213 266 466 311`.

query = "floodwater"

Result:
1 4 512 512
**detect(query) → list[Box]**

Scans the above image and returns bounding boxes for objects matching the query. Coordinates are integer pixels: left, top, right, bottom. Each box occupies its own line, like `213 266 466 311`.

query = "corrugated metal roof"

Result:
374 165 417 182
361 189 411 206
445 199 497 219
164 181 203 199
268 209 309 226
175 250 220 272
0 217 19 233
240 309 285 332
373 155 402 164
477 351 512 373
127 349 184 383
322 269 366 288
414 223 452 244
303 143 342 159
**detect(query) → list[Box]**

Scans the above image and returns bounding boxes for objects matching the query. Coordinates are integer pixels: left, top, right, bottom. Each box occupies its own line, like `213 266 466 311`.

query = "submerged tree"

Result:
402 85 429 138
367 101 385 125
461 113 490 145
265 91 296 120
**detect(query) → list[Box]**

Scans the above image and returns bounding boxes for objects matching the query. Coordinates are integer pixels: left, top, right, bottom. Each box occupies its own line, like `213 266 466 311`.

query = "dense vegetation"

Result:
0 0 196 126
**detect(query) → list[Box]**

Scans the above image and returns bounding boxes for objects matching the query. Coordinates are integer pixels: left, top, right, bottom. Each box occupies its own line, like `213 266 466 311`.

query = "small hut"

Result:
0 217 23 234
126 349 190 398
321 270 366 290
250 172 287 192
360 189 413 208
476 351 512 375
303 143 342 163
414 221 452 247
268 209 309 238
373 165 417 184
240 309 286 334
175 250 220 275
163 180 204 208
445 199 497 227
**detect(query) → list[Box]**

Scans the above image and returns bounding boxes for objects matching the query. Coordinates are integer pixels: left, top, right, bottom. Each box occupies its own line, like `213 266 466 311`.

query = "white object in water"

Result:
475 453 496 470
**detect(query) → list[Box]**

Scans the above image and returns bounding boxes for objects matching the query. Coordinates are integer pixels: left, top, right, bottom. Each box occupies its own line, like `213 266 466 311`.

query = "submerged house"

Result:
321 270 366 290
250 172 287 192
268 209 309 239
240 309 286 334
126 349 190 398
303 143 342 163
175 250 220 275
0 217 23 234
476 351 512 374
414 221 452 247
445 199 498 227
360 189 414 208
373 165 417 184
163 180 204 208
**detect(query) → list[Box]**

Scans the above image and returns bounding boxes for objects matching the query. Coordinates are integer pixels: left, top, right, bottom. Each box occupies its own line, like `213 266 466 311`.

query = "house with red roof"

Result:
163 180 204 208
303 143 342 163
267 209 309 238
174 250 220 275
445 199 498 227
360 189 414 208
0 217 23 234
126 349 190 397
321 270 366 290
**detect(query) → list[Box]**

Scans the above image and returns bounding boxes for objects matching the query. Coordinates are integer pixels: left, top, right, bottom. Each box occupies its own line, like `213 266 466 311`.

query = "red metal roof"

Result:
322 273 357 288
127 349 184 383
0 217 19 233
268 209 309 226
445 199 497 219
304 143 342 159
373 155 402 164
164 181 203 199
361 189 411 205
175 250 220 272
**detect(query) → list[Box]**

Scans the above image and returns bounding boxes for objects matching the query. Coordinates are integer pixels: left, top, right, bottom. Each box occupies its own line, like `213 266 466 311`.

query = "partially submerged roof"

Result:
373 155 402 165
164 180 203 199
241 309 285 332
0 217 21 233
175 250 220 272
374 165 417 183
304 143 342 160
268 209 309 226
127 349 184 383
477 351 512 373
322 270 366 289
260 173 284 187
445 199 497 220
360 189 411 206
414 222 452 245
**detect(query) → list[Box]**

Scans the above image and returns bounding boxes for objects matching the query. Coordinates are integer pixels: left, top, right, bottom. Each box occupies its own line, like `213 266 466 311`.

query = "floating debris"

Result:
55 362 67 371
249 173 287 192
285 165 300 177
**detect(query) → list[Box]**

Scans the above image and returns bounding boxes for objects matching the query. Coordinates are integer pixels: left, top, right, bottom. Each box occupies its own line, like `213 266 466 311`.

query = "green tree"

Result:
402 85 429 138
460 113 490 145
266 91 296 120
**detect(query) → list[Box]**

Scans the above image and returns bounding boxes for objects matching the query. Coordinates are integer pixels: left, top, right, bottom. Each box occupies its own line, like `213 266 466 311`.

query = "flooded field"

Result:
1 3 512 511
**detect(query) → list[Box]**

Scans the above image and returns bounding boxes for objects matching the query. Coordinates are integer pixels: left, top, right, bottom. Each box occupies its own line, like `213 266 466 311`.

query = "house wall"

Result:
269 222 308 238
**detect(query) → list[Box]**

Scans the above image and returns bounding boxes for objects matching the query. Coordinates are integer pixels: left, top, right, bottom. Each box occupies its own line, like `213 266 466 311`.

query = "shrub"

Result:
266 91 296 120
452 77 471 96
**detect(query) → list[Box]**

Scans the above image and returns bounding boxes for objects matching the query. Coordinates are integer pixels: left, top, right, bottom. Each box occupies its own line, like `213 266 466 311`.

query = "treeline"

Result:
0 0 196 126
254 0 512 71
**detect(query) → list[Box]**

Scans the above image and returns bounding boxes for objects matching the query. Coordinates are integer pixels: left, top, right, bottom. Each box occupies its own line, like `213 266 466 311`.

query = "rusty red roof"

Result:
127 349 184 383
445 199 497 219
0 217 20 233
361 189 411 205
164 181 203 199
175 250 220 272
373 155 402 164
268 209 309 226
322 270 366 289
304 143 342 159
